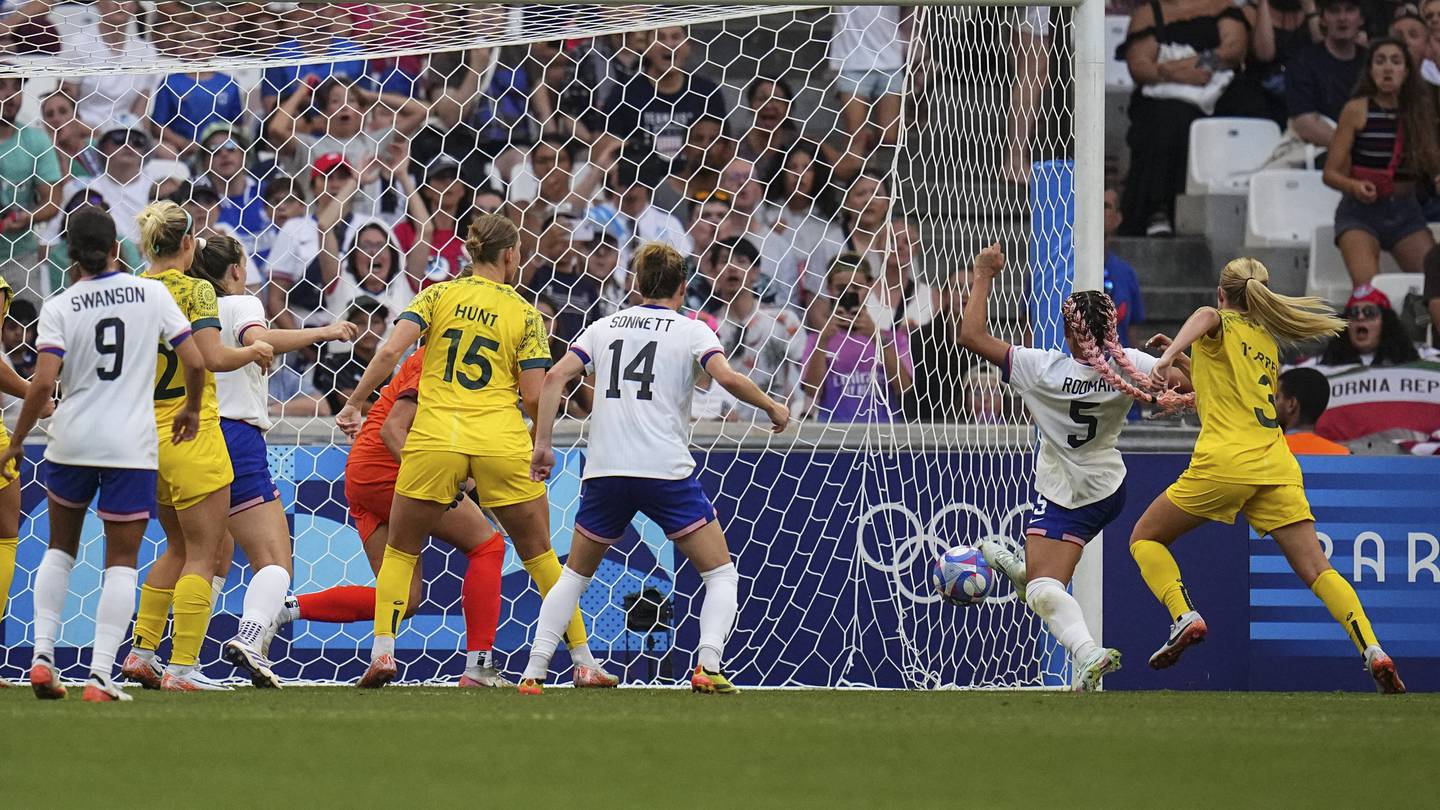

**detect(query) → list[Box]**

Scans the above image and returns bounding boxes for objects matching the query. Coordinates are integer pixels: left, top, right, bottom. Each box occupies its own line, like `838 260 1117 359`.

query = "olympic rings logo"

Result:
854 500 1034 605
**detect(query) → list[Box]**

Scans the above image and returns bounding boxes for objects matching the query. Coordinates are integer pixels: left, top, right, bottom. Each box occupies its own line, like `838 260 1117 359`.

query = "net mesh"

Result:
0 2 1078 688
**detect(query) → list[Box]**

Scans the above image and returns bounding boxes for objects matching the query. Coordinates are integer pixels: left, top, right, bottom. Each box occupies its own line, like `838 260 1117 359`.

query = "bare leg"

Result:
1338 229 1383 290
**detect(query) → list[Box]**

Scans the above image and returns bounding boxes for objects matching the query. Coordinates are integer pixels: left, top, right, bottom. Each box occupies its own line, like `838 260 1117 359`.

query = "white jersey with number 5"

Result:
1005 345 1158 509
36 271 193 469
570 304 723 481
215 294 271 430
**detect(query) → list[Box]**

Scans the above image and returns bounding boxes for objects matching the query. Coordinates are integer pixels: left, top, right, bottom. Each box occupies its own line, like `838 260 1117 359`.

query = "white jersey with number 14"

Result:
569 304 723 481
35 271 193 469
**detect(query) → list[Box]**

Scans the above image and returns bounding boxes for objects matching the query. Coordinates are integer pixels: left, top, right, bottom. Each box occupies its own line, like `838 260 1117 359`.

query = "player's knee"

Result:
1026 576 1063 614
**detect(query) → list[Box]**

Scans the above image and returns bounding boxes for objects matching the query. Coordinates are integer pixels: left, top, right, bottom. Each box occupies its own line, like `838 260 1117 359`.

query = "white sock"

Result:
237 565 290 649
569 641 596 668
464 649 493 674
1027 577 1100 665
697 562 739 672
32 548 76 663
372 635 395 660
211 575 226 607
281 595 301 624
522 567 590 681
90 566 138 682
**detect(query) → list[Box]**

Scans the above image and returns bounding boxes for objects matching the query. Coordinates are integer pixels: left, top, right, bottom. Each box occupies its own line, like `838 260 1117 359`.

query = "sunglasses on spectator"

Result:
1345 304 1383 320
208 139 243 153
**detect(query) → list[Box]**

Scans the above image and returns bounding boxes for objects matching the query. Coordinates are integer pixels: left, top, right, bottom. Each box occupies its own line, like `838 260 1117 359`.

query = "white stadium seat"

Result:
1105 16 1132 90
1186 118 1282 195
1306 225 1440 305
1245 170 1342 248
1370 273 1427 310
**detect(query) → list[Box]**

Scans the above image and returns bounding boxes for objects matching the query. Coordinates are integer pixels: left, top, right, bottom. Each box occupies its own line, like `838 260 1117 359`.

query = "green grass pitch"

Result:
4 687 1435 808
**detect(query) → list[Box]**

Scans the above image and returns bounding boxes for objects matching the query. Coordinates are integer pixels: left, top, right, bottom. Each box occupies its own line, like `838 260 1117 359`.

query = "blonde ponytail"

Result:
137 200 192 261
1219 258 1345 346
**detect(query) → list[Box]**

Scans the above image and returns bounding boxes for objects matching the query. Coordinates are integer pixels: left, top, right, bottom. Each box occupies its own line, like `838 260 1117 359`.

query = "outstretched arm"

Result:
246 320 358 355
336 318 420 436
706 354 789 433
957 244 1011 368
1151 307 1221 386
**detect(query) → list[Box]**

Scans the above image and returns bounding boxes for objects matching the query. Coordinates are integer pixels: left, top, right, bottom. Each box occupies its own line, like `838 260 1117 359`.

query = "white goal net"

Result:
0 1 1081 688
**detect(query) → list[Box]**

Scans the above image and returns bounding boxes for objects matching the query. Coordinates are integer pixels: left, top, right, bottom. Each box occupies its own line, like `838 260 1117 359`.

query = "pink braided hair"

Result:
1061 292 1194 413
1097 300 1197 413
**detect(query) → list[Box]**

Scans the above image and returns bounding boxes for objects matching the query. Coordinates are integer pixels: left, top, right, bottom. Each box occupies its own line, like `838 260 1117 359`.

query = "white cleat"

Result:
458 666 514 688
1072 648 1122 692
979 539 1028 603
573 663 619 688
161 667 235 692
1149 611 1207 670
222 638 283 689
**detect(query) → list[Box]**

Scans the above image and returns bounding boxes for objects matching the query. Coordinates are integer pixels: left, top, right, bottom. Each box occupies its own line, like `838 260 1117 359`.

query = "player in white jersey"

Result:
189 235 357 687
1 206 204 702
519 243 789 695
958 245 1191 691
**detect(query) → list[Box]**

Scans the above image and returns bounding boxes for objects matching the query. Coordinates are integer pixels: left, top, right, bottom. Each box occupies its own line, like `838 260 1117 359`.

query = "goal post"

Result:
0 0 1106 688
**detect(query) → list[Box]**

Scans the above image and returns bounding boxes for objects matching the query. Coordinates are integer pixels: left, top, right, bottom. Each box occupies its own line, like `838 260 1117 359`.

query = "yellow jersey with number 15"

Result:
1186 310 1302 486
142 268 221 425
398 274 551 458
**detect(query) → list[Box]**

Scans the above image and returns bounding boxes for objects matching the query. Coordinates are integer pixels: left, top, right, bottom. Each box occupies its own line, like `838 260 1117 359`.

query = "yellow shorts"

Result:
395 449 545 508
1165 471 1314 536
157 420 234 510
0 421 14 491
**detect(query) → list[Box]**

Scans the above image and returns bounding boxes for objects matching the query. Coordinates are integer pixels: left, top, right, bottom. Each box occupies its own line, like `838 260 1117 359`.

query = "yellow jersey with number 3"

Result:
1186 310 1302 486
398 274 551 457
143 268 221 425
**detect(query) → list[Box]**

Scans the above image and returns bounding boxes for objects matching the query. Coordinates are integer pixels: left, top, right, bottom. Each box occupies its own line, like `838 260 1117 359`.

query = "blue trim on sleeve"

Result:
700 349 723 371
397 311 426 329
39 346 64 357
1001 345 1013 384
519 358 552 371
570 346 592 366
191 317 221 332
169 329 193 348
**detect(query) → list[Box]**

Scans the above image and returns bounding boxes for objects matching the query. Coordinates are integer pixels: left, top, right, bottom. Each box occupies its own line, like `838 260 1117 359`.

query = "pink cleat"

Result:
30 662 66 700
121 652 164 690
358 654 397 689
573 664 619 688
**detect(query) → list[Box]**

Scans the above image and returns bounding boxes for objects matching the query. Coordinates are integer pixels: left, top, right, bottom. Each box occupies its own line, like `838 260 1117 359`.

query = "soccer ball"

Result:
932 545 992 606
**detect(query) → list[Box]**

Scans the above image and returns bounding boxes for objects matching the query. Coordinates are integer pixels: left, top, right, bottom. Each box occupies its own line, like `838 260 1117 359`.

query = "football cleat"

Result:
0 676 14 688
518 678 544 696
222 638 283 690
1149 611 1207 670
1073 648 1122 693
690 665 738 695
357 654 397 689
459 666 513 688
82 677 133 703
1364 646 1406 695
573 663 619 688
29 661 66 700
121 651 164 690
161 668 234 692
979 539 1028 603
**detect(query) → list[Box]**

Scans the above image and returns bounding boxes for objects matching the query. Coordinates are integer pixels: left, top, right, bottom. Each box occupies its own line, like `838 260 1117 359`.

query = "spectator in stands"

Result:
87 118 153 258
1238 0 1319 127
261 2 366 105
706 237 806 416
526 213 604 343
312 295 390 415
196 122 267 250
1005 8 1052 184
1277 367 1352 454
267 76 428 185
1103 188 1147 346
906 267 977 422
67 1 159 131
609 165 693 257
872 216 938 332
718 156 774 239
841 171 893 257
1285 0 1365 157
392 155 470 284
585 230 627 315
39 88 100 185
962 366 1012 424
595 26 729 188
654 115 729 216
759 139 844 310
1323 38 1440 296
736 76 847 187
1390 9 1430 67
323 217 421 323
531 292 592 418
535 38 616 142
1117 0 1249 236
829 6 909 168
260 174 324 329
151 53 246 155
684 193 738 310
2 296 36 379
1426 244 1440 341
1315 286 1424 365
0 75 61 300
802 254 913 422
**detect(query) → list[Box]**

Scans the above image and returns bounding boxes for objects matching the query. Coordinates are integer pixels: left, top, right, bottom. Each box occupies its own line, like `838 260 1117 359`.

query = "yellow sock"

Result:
170 575 214 667
522 549 589 648
133 584 174 652
374 545 420 640
1131 540 1196 622
1311 569 1378 654
0 536 16 624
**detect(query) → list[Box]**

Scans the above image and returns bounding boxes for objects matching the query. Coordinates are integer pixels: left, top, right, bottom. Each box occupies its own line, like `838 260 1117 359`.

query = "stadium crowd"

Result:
0 2 979 424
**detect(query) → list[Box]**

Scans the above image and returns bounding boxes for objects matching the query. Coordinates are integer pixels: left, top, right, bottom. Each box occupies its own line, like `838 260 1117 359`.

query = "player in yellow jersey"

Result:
0 277 53 688
118 202 273 692
1135 258 1404 693
336 213 614 688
